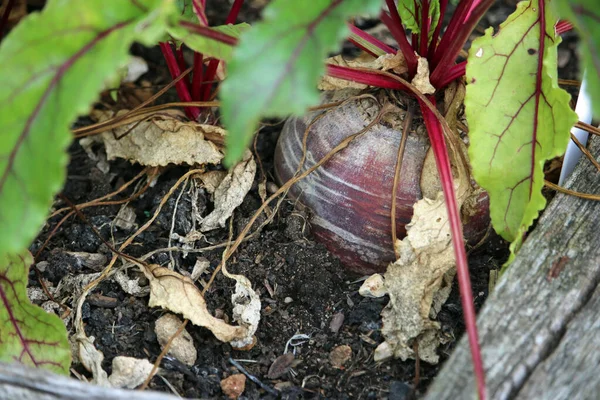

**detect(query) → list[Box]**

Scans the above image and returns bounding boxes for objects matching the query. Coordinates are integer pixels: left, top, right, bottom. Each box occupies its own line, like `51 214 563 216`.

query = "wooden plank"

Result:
0 362 181 400
425 136 600 400
516 283 600 400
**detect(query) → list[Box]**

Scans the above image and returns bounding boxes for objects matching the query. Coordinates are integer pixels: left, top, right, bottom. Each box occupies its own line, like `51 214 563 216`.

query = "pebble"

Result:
220 374 246 399
35 261 49 272
388 380 413 400
154 314 197 366
329 312 345 333
284 296 293 304
329 344 352 368
359 274 387 298
267 353 295 379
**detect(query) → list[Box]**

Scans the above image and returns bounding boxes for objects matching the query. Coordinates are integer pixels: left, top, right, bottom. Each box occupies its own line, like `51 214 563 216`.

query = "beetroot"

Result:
274 90 489 274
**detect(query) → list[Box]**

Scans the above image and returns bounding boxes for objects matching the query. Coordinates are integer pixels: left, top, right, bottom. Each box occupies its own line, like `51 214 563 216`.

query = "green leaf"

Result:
427 1 440 41
0 0 176 256
0 251 70 374
168 23 249 62
176 0 197 22
397 0 420 32
220 0 381 166
465 1 577 254
552 0 600 117
396 0 440 37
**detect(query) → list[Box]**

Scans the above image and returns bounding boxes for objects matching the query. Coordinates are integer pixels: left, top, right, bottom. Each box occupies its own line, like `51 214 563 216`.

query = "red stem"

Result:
176 45 188 76
326 64 407 90
430 0 495 86
419 0 430 56
348 23 397 55
200 61 219 101
435 61 466 89
226 0 245 24
419 99 486 400
159 42 200 120
0 0 15 40
556 20 573 34
430 0 475 68
348 38 378 57
191 52 204 101
200 0 245 101
428 0 448 59
179 21 239 46
381 0 417 75
192 0 209 26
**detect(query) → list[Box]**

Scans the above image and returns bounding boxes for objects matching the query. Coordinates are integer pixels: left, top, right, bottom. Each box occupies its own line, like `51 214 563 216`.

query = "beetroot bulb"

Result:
274 89 489 274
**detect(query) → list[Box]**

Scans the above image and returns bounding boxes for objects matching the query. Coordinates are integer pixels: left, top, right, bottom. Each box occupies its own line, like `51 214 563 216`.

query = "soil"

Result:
27 1 581 399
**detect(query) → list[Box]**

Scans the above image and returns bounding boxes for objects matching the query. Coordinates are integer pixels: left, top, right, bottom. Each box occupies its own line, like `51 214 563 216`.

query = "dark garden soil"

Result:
27 1 580 399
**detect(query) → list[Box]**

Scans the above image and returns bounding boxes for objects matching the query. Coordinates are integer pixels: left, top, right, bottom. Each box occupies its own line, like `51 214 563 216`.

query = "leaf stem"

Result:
326 64 406 90
348 23 397 56
382 0 417 75
419 0 430 56
427 0 448 59
556 20 573 34
200 0 245 101
435 61 467 89
159 42 200 120
430 0 473 67
175 45 189 82
191 52 204 101
430 0 495 86
419 99 486 400
192 0 209 26
179 21 239 46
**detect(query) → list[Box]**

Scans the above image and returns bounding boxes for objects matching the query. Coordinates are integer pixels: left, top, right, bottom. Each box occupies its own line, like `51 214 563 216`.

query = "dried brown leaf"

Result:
141 263 249 344
377 186 468 364
411 57 436 95
380 52 408 75
200 154 256 231
319 55 383 91
93 109 224 167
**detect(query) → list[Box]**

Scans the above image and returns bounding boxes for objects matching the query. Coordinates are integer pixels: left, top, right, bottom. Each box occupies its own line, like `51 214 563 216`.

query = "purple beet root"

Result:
274 90 489 274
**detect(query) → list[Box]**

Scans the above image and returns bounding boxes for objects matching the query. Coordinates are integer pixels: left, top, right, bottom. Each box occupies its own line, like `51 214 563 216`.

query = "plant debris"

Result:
154 313 197 366
92 109 224 167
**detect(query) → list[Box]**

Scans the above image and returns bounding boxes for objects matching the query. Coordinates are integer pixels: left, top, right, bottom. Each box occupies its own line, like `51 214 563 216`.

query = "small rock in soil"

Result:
108 356 155 389
155 314 197 366
329 312 345 333
359 274 387 298
64 251 108 271
220 373 246 399
114 205 137 231
329 344 352 368
267 353 295 379
388 380 413 400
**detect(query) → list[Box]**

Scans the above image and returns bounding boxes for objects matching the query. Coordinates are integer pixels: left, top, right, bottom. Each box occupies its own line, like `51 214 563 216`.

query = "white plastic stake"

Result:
559 73 592 185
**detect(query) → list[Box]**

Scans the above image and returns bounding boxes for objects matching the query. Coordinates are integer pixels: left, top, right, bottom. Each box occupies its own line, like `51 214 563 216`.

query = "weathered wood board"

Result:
425 136 600 400
0 362 180 400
